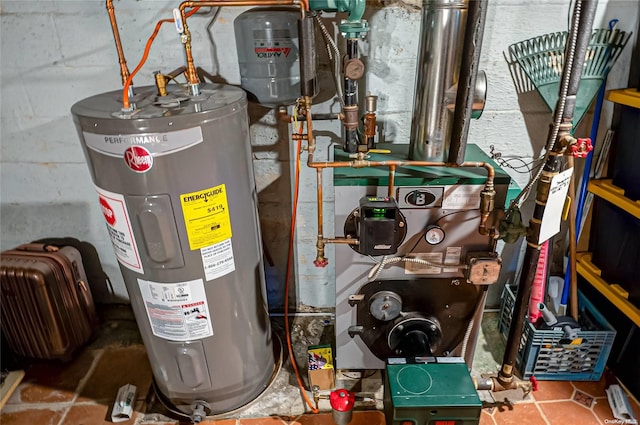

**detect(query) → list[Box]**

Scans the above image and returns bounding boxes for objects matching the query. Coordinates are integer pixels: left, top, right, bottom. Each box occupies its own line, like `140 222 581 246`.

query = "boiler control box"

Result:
357 197 405 256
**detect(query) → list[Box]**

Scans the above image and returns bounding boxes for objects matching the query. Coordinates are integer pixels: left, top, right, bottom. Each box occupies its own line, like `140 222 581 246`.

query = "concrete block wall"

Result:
1 0 637 308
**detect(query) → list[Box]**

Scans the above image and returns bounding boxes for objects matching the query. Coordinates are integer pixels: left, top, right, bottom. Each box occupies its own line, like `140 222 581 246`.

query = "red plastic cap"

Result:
330 389 355 412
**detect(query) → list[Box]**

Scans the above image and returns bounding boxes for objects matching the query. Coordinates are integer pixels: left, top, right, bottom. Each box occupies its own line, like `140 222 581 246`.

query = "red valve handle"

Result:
570 138 593 158
314 258 329 267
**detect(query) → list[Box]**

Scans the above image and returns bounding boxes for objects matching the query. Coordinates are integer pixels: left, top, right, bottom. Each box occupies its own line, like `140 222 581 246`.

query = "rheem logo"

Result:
124 146 153 172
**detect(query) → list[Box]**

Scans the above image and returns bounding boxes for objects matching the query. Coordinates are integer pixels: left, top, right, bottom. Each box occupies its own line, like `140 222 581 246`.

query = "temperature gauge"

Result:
424 225 445 245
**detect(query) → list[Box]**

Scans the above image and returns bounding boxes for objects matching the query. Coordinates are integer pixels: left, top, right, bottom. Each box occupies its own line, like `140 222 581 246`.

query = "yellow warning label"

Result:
180 184 232 250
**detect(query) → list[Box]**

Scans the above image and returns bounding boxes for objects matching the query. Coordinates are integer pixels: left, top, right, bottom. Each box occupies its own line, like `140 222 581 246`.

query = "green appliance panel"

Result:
385 360 482 425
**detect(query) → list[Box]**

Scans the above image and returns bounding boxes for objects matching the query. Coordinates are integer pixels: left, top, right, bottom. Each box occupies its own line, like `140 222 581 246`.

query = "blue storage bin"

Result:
499 285 616 381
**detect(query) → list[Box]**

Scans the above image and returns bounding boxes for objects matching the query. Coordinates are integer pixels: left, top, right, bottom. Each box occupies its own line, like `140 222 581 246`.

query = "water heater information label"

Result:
95 187 144 274
180 184 232 250
201 239 236 281
138 278 213 341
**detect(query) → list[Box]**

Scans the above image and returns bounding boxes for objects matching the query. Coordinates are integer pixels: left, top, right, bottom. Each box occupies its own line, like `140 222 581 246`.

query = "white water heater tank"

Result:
71 83 275 418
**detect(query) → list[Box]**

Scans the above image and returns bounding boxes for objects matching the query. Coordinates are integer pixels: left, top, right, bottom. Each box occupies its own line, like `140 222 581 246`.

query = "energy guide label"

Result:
201 239 236 281
138 278 213 341
180 184 232 250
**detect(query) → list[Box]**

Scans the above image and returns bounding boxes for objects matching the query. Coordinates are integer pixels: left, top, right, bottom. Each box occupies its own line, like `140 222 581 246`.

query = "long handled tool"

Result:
508 23 630 318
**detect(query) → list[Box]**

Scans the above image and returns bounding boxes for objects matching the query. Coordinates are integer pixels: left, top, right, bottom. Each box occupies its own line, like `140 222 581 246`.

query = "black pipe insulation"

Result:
298 15 317 98
448 0 488 165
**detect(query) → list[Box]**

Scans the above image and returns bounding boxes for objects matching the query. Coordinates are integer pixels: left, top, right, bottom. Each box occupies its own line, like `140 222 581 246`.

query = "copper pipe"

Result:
388 164 396 198
106 0 130 86
304 96 315 155
306 157 495 187
179 0 306 85
301 97 496 265
323 238 359 245
567 156 579 321
314 167 329 266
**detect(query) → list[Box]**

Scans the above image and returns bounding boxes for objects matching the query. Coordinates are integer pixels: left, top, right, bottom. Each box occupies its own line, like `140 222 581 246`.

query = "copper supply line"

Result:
300 97 496 266
178 0 308 85
106 0 130 86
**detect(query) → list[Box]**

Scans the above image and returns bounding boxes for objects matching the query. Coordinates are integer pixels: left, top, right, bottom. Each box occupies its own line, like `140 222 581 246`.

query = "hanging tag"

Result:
174 9 184 34
539 168 573 243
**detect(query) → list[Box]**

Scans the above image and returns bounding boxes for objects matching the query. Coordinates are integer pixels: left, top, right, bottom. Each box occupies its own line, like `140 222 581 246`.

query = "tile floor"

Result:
1 307 639 425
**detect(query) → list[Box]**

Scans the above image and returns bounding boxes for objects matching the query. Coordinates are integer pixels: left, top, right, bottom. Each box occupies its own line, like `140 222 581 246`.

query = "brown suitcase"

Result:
0 243 99 360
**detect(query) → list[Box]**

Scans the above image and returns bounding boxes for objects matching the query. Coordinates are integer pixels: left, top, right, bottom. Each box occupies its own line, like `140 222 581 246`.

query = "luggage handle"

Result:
77 279 98 326
16 243 59 253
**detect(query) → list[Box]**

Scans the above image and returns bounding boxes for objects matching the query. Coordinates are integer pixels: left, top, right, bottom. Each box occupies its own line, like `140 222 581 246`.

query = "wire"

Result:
313 13 345 107
508 0 584 212
122 7 201 109
284 120 319 414
367 255 468 282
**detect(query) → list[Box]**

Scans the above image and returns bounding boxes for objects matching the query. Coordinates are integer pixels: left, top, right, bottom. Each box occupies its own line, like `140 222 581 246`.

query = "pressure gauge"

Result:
424 225 445 245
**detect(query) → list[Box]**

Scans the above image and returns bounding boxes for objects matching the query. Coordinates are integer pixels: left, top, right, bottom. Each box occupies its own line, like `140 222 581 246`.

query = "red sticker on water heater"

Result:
124 145 153 173
99 196 116 226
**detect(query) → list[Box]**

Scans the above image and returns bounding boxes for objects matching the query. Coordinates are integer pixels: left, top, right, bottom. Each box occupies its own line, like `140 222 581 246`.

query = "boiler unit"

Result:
71 83 275 420
333 144 515 369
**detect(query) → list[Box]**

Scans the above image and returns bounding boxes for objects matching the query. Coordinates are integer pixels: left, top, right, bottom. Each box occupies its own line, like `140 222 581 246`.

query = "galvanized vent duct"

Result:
409 0 487 162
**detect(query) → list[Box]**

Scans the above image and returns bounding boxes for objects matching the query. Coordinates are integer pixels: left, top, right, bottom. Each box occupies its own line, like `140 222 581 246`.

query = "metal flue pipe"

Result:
410 0 468 161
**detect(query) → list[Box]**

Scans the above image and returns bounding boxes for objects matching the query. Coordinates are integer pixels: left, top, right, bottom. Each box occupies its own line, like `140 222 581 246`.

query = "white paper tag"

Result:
111 384 136 423
539 168 573 243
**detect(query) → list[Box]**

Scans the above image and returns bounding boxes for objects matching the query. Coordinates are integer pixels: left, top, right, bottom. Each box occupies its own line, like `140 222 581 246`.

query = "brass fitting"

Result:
479 184 495 234
364 113 376 139
314 238 328 267
312 385 320 410
343 105 359 131
154 72 169 97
